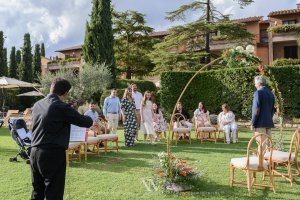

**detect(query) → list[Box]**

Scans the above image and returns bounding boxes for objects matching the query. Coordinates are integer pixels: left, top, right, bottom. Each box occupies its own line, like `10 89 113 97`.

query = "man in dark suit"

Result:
251 75 275 146
30 78 93 200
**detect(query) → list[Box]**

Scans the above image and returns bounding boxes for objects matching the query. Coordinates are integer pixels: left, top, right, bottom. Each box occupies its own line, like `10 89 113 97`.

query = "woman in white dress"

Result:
218 104 237 144
140 91 155 144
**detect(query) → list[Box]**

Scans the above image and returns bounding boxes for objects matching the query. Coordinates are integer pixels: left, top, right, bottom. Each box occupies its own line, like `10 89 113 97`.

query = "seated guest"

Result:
218 104 237 144
174 102 192 140
194 102 211 127
84 101 103 134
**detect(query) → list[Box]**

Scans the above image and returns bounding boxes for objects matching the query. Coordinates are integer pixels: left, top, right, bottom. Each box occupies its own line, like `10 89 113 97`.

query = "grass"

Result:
0 127 300 200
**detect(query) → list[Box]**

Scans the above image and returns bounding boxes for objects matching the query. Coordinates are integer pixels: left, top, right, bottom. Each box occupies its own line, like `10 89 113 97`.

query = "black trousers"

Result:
30 147 66 200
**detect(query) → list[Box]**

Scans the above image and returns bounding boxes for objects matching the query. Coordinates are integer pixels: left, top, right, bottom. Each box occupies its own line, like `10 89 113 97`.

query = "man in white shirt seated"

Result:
131 84 143 141
84 101 102 134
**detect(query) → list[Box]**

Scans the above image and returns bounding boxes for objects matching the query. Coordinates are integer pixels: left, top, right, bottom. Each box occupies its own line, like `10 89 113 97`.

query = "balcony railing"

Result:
272 32 297 42
47 60 82 70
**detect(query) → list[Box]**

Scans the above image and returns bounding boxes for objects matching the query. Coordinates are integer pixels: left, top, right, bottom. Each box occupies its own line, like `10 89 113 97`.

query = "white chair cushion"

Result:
68 142 81 149
97 134 118 140
231 156 268 170
265 150 295 161
86 137 99 143
197 127 216 132
173 127 191 133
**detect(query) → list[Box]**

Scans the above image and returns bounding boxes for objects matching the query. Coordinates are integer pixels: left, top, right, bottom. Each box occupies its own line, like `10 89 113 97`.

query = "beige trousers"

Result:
107 113 119 134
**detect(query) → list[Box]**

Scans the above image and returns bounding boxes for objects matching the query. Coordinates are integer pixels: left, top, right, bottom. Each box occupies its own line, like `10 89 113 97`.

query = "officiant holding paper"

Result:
30 78 93 200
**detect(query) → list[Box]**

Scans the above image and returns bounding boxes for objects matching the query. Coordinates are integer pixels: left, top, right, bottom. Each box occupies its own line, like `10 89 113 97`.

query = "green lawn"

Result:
0 127 299 200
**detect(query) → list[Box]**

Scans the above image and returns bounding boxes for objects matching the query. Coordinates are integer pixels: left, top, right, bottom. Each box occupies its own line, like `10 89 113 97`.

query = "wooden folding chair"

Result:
171 113 192 145
195 118 217 143
93 117 119 154
230 133 276 196
264 129 300 186
66 142 82 166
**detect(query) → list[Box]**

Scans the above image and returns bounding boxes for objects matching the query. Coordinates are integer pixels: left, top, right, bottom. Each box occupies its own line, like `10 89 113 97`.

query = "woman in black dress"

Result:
121 88 137 147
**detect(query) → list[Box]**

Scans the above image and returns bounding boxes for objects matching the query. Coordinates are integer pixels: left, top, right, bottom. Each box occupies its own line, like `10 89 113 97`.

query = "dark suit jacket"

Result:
31 94 93 150
251 87 275 128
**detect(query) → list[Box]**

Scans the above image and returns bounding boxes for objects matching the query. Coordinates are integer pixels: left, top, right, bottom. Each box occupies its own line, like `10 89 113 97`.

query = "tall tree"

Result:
16 49 21 65
165 0 254 64
41 42 45 57
0 31 5 76
112 10 156 79
3 48 8 76
83 0 116 85
33 44 41 82
18 33 33 82
9 47 17 78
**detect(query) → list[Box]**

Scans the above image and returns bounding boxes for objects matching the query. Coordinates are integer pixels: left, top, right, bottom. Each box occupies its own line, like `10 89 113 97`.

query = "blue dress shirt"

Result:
103 96 121 116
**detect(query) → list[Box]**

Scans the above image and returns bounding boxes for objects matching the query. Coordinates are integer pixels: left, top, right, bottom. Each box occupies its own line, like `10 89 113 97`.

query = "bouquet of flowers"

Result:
156 152 202 191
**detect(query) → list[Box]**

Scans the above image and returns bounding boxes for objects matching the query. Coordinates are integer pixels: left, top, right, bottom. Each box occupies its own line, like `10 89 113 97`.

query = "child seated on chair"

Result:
152 103 166 142
218 104 237 144
174 102 193 140
194 102 211 139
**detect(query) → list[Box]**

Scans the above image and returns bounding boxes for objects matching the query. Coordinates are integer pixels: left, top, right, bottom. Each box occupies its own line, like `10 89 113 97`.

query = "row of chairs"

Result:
171 113 238 145
0 109 32 129
230 129 300 196
66 117 119 165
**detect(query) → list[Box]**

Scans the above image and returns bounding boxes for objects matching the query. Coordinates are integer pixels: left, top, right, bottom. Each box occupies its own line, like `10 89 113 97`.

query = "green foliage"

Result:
39 63 112 101
32 44 41 82
0 31 5 76
160 66 300 120
41 42 45 57
16 49 21 65
83 0 116 86
9 46 17 78
271 58 300 67
112 10 156 79
222 48 261 68
3 48 7 76
18 33 33 82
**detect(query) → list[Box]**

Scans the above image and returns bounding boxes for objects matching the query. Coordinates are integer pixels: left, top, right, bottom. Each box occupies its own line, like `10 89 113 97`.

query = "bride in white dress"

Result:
140 91 155 144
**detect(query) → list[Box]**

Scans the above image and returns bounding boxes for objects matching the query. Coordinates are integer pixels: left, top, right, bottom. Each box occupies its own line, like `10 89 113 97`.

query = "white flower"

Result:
235 46 244 52
246 45 255 54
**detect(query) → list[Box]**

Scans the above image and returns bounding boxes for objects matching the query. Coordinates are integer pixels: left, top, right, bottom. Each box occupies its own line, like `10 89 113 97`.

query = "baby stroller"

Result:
8 118 31 164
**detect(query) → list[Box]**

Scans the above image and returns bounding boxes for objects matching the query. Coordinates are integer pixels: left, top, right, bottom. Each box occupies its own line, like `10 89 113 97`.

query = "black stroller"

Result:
8 118 31 164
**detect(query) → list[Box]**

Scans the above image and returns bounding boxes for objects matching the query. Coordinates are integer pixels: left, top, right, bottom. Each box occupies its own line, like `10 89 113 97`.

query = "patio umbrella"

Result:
0 76 39 111
16 91 44 97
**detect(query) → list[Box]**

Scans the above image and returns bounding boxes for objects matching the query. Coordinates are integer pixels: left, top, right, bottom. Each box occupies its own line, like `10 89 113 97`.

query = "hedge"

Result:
160 66 300 120
100 79 157 107
271 58 300 67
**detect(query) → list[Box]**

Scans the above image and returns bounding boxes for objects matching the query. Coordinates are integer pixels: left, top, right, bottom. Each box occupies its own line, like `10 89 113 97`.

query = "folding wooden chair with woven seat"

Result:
82 133 100 161
195 118 217 144
171 113 192 145
93 118 119 154
264 129 300 186
66 142 82 166
217 114 239 143
230 133 276 196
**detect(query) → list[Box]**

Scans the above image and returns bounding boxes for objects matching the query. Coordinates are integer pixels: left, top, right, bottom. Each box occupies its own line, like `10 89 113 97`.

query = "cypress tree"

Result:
41 42 45 57
3 48 8 76
32 44 41 82
0 31 5 76
16 49 21 65
9 47 17 78
83 0 116 86
18 33 33 82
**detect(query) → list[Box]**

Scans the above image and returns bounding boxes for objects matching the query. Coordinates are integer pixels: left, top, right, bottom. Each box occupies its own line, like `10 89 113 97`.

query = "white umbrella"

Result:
0 76 35 88
16 91 44 97
0 76 39 111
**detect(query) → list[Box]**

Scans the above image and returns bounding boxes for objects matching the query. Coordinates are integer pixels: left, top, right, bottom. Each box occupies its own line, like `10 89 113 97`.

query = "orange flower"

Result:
180 170 187 177
171 156 176 160
184 167 193 171
159 172 165 177
180 161 186 165
224 49 229 56
176 163 182 167
258 65 265 75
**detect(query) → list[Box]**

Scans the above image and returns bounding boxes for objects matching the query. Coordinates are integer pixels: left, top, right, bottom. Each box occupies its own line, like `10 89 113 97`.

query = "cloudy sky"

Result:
0 0 299 57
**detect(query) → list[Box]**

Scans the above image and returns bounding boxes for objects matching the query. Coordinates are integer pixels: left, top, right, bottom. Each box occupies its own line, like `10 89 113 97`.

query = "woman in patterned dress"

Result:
121 88 137 147
152 103 166 141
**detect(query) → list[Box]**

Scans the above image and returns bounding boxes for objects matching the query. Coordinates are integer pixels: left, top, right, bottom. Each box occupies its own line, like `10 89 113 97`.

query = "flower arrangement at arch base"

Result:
156 152 202 192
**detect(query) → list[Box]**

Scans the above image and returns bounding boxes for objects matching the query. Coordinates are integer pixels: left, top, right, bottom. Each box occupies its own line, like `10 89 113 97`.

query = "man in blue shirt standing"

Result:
103 88 121 134
251 76 275 148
